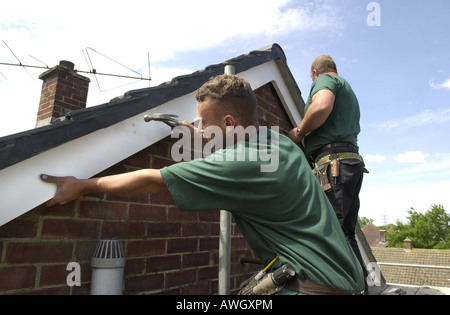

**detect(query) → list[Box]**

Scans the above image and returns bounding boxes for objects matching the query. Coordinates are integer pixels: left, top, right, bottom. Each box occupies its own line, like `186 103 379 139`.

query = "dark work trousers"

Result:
315 144 368 293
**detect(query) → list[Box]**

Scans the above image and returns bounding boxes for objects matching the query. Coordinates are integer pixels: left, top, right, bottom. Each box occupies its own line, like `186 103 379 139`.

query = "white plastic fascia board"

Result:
0 92 198 227
0 61 302 227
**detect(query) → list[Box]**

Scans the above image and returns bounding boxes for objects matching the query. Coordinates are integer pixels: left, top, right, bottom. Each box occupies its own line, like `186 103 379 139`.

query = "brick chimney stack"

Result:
36 60 90 127
404 237 412 252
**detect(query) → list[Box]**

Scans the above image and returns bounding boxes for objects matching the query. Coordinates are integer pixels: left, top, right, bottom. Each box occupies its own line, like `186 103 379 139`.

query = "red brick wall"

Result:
0 82 295 295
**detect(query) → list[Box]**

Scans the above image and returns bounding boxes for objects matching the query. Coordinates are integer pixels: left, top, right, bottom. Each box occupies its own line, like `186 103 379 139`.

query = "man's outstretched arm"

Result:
41 169 168 207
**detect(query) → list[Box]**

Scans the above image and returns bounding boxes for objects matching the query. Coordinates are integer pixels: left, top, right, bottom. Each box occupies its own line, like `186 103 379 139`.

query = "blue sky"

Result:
1 0 449 225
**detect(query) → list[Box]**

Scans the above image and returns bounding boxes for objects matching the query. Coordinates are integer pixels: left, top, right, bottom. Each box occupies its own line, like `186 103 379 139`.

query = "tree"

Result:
358 216 374 228
386 205 450 249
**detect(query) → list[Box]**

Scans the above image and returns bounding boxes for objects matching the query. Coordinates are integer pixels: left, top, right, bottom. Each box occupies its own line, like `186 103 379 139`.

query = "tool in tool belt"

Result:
314 152 368 191
239 262 295 295
254 256 279 281
316 152 364 168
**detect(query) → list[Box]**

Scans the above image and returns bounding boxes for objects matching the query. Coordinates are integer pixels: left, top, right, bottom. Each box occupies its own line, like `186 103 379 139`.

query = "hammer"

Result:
144 113 179 129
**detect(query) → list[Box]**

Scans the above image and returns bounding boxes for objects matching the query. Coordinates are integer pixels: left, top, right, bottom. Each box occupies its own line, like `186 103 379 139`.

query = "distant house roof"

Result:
0 43 305 227
372 247 450 288
362 224 389 247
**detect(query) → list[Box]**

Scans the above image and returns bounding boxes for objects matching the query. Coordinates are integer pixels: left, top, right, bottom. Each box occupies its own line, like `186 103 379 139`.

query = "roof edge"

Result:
0 44 294 171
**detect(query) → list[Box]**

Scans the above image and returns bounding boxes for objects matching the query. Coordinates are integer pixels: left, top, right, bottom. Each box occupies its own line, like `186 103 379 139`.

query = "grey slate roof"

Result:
0 43 302 171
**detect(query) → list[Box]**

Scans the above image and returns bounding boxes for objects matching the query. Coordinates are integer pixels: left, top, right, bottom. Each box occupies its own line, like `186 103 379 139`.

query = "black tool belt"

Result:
316 152 365 168
313 142 359 161
313 143 367 191
285 277 364 295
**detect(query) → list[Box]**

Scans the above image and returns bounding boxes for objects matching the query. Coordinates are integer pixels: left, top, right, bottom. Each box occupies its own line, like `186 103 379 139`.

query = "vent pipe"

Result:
90 239 126 295
218 64 235 295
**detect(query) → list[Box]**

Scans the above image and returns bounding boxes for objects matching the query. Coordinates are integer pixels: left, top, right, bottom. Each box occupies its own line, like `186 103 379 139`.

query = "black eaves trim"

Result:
0 44 290 171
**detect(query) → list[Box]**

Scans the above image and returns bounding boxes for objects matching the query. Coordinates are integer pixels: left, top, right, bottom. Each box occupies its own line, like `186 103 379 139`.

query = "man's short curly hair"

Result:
196 74 258 125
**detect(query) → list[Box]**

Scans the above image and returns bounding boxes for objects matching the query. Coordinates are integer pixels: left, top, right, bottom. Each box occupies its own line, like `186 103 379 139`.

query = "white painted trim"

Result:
377 262 450 270
238 60 303 126
0 61 303 226
0 94 196 227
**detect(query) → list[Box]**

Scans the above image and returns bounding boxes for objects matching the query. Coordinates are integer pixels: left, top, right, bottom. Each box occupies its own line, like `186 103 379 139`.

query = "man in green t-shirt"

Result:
41 74 364 295
288 55 367 293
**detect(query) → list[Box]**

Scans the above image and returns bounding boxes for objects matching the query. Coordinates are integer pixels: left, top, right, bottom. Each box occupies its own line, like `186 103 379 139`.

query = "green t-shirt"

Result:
304 74 361 158
160 129 364 294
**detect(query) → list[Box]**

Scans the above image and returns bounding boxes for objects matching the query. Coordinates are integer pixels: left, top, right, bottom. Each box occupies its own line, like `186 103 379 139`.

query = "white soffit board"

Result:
239 60 302 126
0 60 301 226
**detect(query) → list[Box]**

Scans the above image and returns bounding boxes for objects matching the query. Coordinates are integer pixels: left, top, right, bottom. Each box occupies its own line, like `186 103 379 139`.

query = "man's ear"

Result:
224 115 236 127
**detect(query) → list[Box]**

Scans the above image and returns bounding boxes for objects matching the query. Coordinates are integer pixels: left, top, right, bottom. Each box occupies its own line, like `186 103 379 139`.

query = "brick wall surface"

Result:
0 82 295 295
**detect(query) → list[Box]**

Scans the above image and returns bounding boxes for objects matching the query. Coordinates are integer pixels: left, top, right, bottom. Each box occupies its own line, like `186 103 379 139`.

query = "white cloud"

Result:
0 0 345 137
359 180 450 225
365 154 386 163
367 152 450 184
369 108 450 132
360 155 450 224
396 151 426 164
1 0 343 67
429 78 450 90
